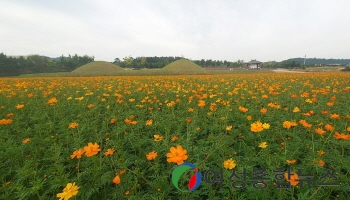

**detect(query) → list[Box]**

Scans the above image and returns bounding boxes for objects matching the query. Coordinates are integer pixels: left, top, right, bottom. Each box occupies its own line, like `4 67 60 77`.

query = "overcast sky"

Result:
1 1 349 62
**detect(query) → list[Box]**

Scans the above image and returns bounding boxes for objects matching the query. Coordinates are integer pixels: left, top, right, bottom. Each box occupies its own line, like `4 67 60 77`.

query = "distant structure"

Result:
246 59 262 70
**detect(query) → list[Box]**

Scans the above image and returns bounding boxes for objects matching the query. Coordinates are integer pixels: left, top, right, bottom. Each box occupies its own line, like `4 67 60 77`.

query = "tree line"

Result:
1 52 349 76
0 53 94 76
113 56 246 69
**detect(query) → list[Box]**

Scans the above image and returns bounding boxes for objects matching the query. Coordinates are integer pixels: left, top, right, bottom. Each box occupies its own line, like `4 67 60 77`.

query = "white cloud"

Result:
1 0 350 62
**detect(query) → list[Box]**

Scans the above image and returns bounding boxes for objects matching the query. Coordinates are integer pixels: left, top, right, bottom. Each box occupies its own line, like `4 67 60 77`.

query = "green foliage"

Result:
0 53 94 77
280 60 301 69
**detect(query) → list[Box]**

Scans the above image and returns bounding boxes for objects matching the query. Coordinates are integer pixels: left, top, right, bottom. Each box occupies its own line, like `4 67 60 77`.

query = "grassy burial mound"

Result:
71 61 124 75
162 59 208 74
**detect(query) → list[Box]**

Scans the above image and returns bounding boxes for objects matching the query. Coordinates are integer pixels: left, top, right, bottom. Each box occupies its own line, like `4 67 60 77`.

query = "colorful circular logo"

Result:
171 162 202 192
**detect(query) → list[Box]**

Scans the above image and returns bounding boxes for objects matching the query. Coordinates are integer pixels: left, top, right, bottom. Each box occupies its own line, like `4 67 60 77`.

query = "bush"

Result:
341 66 350 71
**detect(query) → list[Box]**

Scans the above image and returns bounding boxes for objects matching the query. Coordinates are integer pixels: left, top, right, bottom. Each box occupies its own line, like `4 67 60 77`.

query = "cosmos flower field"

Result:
1 72 350 199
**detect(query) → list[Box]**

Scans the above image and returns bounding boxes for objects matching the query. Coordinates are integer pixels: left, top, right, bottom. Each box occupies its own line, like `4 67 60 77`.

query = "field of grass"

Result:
1 72 350 199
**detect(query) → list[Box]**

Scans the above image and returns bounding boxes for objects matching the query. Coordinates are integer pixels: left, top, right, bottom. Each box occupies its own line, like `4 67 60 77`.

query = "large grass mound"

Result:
163 59 204 70
71 61 124 74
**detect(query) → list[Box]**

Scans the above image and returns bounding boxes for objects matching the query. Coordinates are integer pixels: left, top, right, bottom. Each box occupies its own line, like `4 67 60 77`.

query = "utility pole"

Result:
304 55 306 67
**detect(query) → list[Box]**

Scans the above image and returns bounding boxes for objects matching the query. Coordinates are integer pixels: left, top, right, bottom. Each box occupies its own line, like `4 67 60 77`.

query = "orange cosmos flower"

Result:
251 121 264 133
324 124 334 131
246 116 252 120
104 148 115 156
22 138 31 144
16 104 24 109
47 97 58 106
334 132 350 140
171 136 179 141
321 110 329 115
124 118 137 125
317 159 325 167
146 151 158 160
327 102 334 106
283 121 293 129
291 94 298 98
197 100 205 107
330 113 340 119
347 127 350 132
166 145 188 165
286 159 297 165
299 119 312 128
226 125 233 131
317 150 325 155
83 142 100 157
186 118 192 124
113 175 121 184
260 108 267 114
68 122 79 129
315 128 326 135
188 108 194 112
110 118 116 124
87 104 94 109
0 119 13 125
238 106 248 112
284 172 299 186
70 148 85 159
6 113 14 117
145 119 153 126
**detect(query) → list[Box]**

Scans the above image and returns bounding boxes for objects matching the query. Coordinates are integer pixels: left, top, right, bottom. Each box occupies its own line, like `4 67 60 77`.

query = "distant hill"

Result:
72 61 123 73
162 59 205 70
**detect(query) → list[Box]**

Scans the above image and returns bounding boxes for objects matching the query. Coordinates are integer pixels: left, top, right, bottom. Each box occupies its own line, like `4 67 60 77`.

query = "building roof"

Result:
246 59 262 64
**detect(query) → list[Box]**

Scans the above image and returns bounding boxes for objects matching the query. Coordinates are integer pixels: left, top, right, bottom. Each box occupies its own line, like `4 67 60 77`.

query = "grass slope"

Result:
72 61 123 74
162 59 205 71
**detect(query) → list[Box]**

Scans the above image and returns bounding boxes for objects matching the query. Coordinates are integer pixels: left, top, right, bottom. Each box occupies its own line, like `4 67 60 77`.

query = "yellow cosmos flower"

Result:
259 142 268 149
293 107 300 112
262 123 270 129
286 159 297 164
223 158 236 169
153 135 163 142
56 182 79 200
